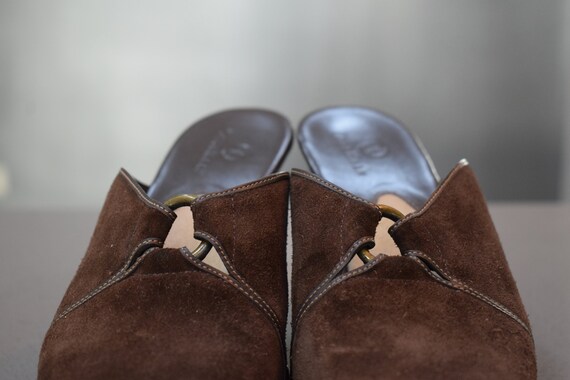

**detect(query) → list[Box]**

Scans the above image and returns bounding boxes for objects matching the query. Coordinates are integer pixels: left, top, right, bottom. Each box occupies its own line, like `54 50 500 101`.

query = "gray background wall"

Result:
562 1 570 200
1 0 569 209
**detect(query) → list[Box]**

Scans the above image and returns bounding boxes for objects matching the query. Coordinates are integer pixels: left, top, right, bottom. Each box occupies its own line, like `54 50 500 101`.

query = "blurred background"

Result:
1 0 569 209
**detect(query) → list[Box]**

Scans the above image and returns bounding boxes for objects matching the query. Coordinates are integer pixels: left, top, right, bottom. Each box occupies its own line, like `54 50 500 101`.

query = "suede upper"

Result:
39 161 536 379
290 164 536 380
39 171 290 380
192 174 289 335
391 161 530 330
55 169 176 319
290 170 380 320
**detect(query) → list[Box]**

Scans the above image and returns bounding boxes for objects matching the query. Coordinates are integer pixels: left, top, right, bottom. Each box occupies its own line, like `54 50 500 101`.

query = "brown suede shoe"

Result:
39 110 292 379
291 107 536 379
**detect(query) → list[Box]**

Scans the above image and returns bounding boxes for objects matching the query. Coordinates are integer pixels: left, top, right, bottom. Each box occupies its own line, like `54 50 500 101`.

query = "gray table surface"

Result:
1 204 569 379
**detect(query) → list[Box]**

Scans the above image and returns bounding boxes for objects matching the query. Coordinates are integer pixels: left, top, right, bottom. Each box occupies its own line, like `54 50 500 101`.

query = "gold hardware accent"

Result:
164 194 200 209
377 204 405 222
357 204 405 264
357 249 376 263
164 194 212 260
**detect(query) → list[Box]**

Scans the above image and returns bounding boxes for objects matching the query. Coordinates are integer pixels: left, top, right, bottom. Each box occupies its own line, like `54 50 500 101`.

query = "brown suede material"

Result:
292 257 536 379
40 173 290 379
391 163 530 328
192 173 290 333
40 258 283 379
291 166 536 379
56 169 175 317
290 170 380 319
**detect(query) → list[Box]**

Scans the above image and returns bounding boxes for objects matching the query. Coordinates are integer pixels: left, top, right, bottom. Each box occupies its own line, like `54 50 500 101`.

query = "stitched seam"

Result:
421 224 449 272
292 170 380 210
406 251 453 281
55 239 163 319
55 243 162 321
295 237 374 318
131 270 201 277
179 247 279 329
179 247 287 373
391 161 467 231
295 254 387 327
457 283 530 333
231 194 236 261
407 251 531 334
410 256 453 286
339 199 348 258
191 232 281 330
193 173 288 204
120 238 164 270
119 170 176 219
294 236 375 325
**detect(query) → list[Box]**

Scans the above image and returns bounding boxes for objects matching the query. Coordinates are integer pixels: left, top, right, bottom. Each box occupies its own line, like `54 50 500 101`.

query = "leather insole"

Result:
298 106 439 259
298 106 438 210
148 109 292 202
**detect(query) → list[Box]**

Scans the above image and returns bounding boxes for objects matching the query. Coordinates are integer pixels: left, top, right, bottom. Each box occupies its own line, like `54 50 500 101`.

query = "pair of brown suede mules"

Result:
39 108 536 379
